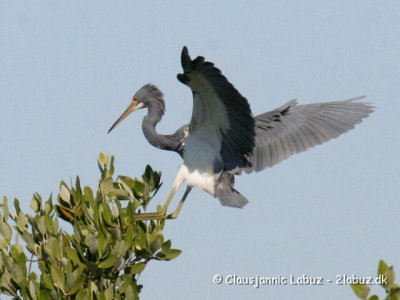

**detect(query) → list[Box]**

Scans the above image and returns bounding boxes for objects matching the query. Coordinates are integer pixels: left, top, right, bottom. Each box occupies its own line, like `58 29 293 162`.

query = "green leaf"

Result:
1 196 10 222
119 175 136 190
16 211 28 232
66 268 85 295
68 277 85 296
99 152 110 166
352 283 370 299
378 260 395 289
30 195 40 213
11 262 24 284
104 285 115 299
134 181 144 198
37 216 47 235
14 198 21 214
109 155 115 176
41 273 53 290
130 262 146 274
124 224 134 249
149 233 163 253
89 280 99 295
391 286 400 295
126 201 135 224
102 202 113 226
97 231 108 257
29 280 38 300
110 188 130 200
44 214 55 234
60 183 71 204
368 295 379 300
84 186 95 204
163 248 182 260
45 236 61 260
144 165 153 180
113 240 127 257
11 243 24 256
120 275 137 297
22 231 37 255
100 177 114 195
134 222 148 250
98 254 116 269
85 232 98 254
0 270 18 297
378 260 389 277
51 265 66 293
385 266 396 288
75 176 82 196
52 217 60 233
30 193 42 213
162 240 171 252
0 220 12 241
65 247 82 266
125 284 136 300
111 202 120 218
44 196 53 214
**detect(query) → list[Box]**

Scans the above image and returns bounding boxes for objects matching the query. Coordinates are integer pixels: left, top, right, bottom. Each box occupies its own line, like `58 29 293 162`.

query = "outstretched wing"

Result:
177 47 255 171
245 97 374 173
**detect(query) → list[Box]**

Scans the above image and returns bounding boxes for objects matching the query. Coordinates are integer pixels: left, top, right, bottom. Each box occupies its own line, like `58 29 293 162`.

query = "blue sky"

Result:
1 2 399 299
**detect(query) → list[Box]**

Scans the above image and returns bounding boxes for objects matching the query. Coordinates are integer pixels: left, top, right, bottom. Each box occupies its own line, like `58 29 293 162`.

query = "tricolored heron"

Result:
108 46 373 220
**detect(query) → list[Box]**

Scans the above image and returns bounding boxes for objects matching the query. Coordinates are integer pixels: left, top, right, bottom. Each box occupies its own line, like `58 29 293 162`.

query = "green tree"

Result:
0 153 181 299
352 260 400 300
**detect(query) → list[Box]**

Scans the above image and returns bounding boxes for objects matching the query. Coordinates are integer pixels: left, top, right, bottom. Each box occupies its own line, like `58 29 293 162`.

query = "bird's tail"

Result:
216 187 249 208
215 171 249 208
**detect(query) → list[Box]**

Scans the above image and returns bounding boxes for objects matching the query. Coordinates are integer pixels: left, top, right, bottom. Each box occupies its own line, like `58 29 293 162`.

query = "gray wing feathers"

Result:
177 47 255 171
246 97 374 172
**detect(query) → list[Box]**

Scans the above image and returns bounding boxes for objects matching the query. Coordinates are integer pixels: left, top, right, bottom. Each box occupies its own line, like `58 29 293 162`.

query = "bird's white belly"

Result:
180 134 222 196
178 164 217 195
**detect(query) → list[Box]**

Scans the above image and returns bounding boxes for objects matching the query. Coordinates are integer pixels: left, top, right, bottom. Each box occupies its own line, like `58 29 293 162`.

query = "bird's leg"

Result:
133 186 178 220
167 186 192 219
133 186 192 220
134 168 187 220
160 186 178 214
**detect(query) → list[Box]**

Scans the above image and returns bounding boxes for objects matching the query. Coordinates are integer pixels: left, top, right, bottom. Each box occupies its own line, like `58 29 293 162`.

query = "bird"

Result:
108 46 374 220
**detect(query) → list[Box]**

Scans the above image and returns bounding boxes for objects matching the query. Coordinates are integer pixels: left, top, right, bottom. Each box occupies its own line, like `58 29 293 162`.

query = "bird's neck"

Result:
141 105 185 155
142 107 169 150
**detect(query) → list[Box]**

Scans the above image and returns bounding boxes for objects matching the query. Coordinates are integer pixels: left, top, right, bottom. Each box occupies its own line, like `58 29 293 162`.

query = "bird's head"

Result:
108 84 165 133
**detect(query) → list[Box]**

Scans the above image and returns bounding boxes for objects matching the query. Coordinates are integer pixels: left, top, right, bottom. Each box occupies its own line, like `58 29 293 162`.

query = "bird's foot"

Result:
134 211 176 220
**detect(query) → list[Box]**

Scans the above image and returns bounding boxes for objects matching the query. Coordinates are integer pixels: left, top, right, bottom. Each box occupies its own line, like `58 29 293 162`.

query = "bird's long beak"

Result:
107 98 141 133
